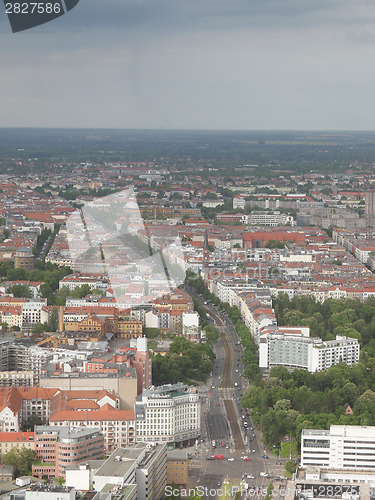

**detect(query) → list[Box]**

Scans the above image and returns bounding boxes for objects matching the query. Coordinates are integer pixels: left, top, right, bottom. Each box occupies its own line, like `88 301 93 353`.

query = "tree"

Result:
7 268 27 281
48 306 59 332
11 284 31 298
71 284 91 299
4 448 35 477
284 459 297 476
265 482 274 500
274 399 292 411
32 322 47 334
23 414 43 431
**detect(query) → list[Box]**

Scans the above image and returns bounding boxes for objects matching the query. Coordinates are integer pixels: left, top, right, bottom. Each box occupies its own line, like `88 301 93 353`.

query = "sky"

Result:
2 0 375 130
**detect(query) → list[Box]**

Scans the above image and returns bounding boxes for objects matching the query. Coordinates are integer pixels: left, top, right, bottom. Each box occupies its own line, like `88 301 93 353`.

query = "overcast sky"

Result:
2 0 375 130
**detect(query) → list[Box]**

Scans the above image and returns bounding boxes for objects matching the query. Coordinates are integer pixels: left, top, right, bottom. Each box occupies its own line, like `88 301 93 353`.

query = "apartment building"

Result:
33 426 104 479
22 300 49 326
59 273 108 292
259 331 360 372
135 383 201 448
49 408 136 453
301 425 375 470
0 305 23 329
0 431 34 457
0 341 53 384
241 211 295 226
166 450 188 488
40 365 138 410
92 443 167 500
0 371 34 388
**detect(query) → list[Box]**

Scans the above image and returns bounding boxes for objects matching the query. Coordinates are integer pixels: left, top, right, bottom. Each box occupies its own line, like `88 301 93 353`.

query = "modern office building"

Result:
301 425 375 469
32 426 104 479
135 383 201 448
92 443 166 500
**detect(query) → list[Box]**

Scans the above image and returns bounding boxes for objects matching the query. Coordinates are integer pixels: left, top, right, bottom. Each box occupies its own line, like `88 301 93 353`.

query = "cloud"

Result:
2 0 375 129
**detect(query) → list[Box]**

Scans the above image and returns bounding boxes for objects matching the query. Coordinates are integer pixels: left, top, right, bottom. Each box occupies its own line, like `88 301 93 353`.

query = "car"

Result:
212 386 215 389
262 455 269 459
206 457 214 460
225 444 229 449
252 449 256 453
216 403 220 407
235 369 239 373
242 415 245 419
243 457 251 461
247 474 255 479
228 458 234 461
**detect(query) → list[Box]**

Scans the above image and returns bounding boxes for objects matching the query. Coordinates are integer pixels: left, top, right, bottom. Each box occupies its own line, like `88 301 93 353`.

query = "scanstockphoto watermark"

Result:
165 485 254 498
164 486 281 498
65 187 186 306
3 0 80 33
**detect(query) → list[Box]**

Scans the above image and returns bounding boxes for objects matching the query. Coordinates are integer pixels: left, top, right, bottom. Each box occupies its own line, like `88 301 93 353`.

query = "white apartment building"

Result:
135 383 201 448
233 196 246 209
59 274 108 292
241 211 295 226
302 425 375 470
259 332 359 372
22 300 49 325
182 311 200 340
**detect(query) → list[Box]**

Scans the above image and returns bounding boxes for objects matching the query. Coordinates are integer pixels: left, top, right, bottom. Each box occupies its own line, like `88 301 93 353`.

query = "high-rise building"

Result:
301 425 375 469
365 191 375 216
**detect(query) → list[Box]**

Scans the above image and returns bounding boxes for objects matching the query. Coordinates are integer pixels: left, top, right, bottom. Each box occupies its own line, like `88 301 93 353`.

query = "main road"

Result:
183 284 271 496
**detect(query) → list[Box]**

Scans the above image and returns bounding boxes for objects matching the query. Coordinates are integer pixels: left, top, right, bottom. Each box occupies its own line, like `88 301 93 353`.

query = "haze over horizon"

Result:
2 0 375 131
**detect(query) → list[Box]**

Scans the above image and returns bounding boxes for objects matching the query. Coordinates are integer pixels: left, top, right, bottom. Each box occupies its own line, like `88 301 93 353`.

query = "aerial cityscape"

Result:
4 0 375 497
0 129 374 500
